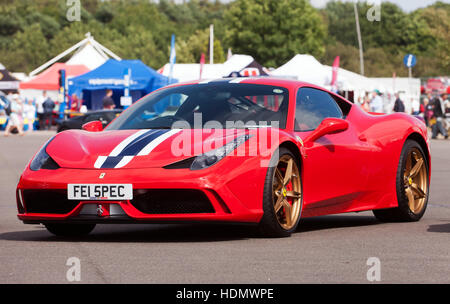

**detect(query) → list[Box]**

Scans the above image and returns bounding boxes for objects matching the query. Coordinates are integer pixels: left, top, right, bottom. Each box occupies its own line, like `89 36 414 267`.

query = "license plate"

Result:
68 184 133 200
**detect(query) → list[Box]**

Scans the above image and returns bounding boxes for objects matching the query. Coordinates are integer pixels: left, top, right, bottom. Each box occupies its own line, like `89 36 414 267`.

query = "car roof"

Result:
164 77 328 91
149 77 353 107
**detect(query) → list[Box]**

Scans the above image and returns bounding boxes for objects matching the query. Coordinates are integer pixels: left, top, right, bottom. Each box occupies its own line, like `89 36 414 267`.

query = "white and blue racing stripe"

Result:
94 129 181 169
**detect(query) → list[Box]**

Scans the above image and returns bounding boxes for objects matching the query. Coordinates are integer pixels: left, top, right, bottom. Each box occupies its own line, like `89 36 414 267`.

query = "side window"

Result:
330 93 352 117
295 88 343 131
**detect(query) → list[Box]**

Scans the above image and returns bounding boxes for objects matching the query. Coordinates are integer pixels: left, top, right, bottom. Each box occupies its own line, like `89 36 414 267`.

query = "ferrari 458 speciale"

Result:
16 78 430 237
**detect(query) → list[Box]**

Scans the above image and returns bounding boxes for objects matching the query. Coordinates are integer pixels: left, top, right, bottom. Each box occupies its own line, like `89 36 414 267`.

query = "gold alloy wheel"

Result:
272 155 302 230
403 147 428 214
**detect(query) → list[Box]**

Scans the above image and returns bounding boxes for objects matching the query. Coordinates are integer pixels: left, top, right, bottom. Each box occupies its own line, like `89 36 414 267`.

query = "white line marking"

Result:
137 129 182 156
109 129 148 157
94 156 108 169
115 156 134 168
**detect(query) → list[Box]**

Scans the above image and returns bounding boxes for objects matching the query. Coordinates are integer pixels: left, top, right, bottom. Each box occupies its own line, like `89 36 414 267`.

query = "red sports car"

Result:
16 78 431 237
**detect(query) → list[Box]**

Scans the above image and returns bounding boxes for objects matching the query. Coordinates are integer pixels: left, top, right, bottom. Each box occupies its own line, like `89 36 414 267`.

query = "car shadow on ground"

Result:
296 214 380 233
0 215 381 243
427 222 450 233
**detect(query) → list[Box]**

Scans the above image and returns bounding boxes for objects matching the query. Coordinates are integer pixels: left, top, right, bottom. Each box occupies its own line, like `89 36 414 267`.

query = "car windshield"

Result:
105 83 289 130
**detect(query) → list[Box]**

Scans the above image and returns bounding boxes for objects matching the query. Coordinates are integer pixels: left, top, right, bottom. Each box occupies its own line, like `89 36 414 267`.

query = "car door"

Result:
294 87 369 213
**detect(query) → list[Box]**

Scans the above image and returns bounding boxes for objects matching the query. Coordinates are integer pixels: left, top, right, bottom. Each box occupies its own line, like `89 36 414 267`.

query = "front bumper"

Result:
16 161 266 224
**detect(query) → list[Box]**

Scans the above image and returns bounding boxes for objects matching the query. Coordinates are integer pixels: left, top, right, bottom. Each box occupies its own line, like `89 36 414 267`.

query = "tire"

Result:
373 139 429 222
45 223 96 236
258 147 303 237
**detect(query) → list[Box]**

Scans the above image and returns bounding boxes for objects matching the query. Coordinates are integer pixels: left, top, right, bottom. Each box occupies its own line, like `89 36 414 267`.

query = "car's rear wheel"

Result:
259 148 302 237
373 139 429 222
44 223 96 236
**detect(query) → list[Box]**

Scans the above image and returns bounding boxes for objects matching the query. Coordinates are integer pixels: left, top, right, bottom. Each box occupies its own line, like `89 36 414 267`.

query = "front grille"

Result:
22 190 79 214
131 189 215 214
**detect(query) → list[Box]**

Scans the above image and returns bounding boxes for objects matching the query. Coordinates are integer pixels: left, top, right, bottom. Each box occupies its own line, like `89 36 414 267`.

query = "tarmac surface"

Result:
0 131 449 283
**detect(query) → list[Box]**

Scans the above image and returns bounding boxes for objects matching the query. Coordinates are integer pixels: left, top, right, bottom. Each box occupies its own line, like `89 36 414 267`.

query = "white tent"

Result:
271 54 390 104
29 33 121 77
271 54 329 86
371 77 421 114
158 54 258 82
66 41 110 70
323 66 379 92
221 54 255 76
158 63 224 82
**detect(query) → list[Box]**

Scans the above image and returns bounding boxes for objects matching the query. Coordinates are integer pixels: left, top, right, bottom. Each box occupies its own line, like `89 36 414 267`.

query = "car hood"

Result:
46 129 258 169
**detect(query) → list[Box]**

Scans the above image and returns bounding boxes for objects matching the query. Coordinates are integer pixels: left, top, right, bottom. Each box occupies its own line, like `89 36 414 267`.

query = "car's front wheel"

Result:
258 148 303 237
373 139 429 222
44 223 96 236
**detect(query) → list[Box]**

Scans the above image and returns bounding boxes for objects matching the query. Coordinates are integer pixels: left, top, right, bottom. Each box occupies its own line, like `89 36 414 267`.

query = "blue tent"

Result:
68 59 175 110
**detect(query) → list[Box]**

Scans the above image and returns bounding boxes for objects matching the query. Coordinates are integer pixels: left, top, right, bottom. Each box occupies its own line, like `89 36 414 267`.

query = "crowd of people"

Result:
0 90 116 136
355 90 449 140
0 91 55 136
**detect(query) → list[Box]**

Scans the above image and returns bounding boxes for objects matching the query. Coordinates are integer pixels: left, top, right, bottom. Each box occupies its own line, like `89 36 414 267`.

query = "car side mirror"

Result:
82 120 103 132
304 118 348 145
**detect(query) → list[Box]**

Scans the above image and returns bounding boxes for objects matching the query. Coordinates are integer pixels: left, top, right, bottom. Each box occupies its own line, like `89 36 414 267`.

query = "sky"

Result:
310 0 449 12
184 0 449 13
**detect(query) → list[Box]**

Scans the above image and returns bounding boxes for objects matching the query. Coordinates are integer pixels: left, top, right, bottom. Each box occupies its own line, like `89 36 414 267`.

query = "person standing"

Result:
23 98 36 133
430 93 448 139
370 91 383 113
4 94 24 136
36 91 48 130
70 93 83 112
425 97 434 127
42 95 55 130
393 93 405 113
102 89 115 109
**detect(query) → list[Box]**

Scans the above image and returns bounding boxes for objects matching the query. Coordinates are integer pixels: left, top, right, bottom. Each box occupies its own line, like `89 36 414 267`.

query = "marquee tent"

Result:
271 54 388 103
271 54 329 86
0 63 20 93
158 54 268 82
221 54 268 77
29 33 120 77
158 63 223 82
371 77 421 113
68 59 173 110
19 63 89 101
66 41 110 70
20 63 89 91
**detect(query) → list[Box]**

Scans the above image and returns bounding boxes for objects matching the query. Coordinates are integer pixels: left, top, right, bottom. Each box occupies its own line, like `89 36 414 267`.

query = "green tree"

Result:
0 5 24 37
24 12 60 39
95 3 114 24
119 26 167 69
5 24 50 72
176 28 225 64
224 0 326 67
412 5 450 76
323 42 360 73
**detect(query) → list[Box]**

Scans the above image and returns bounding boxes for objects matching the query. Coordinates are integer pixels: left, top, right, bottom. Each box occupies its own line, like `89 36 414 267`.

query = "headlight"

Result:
190 134 251 170
29 138 60 171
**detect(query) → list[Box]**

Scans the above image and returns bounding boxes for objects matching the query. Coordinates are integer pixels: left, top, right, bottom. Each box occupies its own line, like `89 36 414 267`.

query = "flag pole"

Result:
209 24 214 65
168 34 176 85
354 2 365 76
